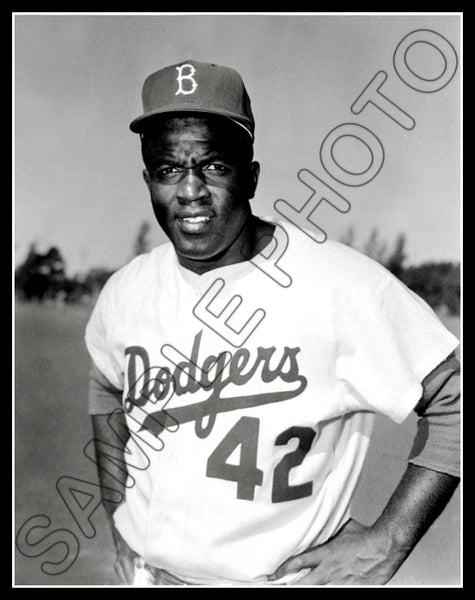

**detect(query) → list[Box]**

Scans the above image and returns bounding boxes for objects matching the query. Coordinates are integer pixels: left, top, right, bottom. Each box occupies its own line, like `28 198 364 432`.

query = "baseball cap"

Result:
129 59 255 139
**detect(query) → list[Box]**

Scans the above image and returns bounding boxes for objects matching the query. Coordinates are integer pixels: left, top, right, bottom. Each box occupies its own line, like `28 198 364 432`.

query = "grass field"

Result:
14 301 461 586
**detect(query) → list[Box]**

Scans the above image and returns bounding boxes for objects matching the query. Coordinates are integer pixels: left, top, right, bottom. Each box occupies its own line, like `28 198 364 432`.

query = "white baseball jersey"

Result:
85 217 458 584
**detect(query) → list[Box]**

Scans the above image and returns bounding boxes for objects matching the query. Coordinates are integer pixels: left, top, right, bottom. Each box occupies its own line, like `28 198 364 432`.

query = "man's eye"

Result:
156 166 182 177
203 163 230 174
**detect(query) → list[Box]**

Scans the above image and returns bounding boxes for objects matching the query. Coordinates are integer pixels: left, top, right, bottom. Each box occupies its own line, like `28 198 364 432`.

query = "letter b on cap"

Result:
176 64 198 96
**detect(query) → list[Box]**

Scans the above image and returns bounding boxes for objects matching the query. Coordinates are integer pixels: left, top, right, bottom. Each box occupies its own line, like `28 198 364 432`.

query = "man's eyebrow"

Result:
198 150 229 163
150 149 230 167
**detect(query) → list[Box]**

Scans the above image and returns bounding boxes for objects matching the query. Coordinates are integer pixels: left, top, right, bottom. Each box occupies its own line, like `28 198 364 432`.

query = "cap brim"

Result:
129 105 254 139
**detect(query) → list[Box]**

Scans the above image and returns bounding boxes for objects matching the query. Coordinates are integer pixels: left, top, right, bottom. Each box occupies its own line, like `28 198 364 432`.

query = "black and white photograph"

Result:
14 12 461 587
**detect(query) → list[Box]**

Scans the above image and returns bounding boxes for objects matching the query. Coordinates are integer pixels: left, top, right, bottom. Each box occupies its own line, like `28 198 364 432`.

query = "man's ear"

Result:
248 161 260 200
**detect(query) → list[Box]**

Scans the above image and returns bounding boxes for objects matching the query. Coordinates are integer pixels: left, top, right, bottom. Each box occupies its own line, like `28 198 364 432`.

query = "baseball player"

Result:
85 60 460 586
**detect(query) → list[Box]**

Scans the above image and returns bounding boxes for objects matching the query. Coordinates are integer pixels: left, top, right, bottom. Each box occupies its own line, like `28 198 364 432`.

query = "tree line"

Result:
15 223 460 315
340 227 460 316
15 244 115 305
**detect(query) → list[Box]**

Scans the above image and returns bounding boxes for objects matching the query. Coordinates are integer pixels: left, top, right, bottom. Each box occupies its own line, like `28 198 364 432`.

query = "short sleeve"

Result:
84 276 124 391
333 263 459 424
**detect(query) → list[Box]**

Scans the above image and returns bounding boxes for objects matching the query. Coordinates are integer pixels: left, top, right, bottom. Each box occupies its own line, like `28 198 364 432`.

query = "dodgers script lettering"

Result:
124 330 308 438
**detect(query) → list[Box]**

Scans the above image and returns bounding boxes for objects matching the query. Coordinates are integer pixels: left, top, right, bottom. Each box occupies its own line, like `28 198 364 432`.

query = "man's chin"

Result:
175 244 234 273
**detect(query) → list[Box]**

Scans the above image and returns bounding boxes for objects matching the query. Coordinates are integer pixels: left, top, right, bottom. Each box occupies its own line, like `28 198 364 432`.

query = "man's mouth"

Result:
177 215 214 233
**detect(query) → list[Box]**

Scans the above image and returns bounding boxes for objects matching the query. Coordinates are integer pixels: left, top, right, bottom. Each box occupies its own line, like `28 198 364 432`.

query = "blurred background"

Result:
14 13 461 586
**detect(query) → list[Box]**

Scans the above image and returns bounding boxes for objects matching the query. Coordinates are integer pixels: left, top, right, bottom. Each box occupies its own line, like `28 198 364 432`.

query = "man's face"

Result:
142 117 259 274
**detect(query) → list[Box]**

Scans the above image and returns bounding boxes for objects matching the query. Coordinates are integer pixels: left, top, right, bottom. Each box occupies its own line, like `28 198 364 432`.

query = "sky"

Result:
14 13 461 276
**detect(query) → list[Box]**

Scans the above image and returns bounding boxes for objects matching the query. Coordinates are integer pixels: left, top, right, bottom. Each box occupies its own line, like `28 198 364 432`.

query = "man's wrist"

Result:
363 524 412 585
109 518 128 550
370 515 414 563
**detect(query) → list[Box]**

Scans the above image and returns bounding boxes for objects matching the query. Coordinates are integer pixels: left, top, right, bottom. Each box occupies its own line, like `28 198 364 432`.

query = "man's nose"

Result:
176 170 210 204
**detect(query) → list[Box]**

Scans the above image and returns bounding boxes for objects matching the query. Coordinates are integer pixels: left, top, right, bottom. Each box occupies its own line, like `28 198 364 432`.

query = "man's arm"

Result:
271 354 460 585
92 411 138 584
88 359 139 585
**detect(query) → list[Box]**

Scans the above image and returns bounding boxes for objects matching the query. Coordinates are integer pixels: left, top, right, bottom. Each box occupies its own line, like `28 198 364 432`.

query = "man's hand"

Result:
271 464 459 586
270 518 405 585
111 524 139 584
